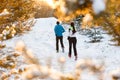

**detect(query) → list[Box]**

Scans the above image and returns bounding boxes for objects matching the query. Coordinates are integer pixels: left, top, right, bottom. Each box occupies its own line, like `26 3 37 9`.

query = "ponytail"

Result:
70 22 76 34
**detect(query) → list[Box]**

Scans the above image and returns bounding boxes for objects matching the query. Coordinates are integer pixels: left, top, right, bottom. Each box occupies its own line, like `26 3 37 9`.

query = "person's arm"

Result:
63 28 65 33
68 28 71 37
67 28 70 40
61 25 65 33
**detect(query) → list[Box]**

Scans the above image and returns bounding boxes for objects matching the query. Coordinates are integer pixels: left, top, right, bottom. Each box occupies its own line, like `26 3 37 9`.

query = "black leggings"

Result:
68 37 77 56
56 36 64 51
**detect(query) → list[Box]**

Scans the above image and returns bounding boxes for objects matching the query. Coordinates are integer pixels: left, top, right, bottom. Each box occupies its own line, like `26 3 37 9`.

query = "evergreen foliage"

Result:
87 27 103 43
93 0 120 45
63 0 120 45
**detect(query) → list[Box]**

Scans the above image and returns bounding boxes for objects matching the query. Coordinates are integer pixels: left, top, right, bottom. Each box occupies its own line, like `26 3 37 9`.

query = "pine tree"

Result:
93 0 120 45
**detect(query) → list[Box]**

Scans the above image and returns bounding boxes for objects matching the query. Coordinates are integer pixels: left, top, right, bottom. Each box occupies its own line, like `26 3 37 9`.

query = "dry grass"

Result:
0 40 120 80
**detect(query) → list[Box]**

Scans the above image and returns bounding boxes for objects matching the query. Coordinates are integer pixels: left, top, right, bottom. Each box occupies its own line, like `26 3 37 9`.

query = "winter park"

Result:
0 0 120 80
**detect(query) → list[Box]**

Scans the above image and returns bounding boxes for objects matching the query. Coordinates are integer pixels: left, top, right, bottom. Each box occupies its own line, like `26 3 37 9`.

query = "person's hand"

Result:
67 36 70 40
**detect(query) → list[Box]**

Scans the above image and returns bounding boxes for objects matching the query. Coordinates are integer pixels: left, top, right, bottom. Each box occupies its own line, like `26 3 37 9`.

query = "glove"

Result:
67 36 70 40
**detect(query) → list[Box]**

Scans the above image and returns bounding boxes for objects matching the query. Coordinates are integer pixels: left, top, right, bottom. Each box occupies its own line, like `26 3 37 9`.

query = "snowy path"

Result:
5 17 120 74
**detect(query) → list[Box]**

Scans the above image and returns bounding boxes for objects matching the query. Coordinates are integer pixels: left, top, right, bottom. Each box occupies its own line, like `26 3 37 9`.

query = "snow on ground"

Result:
4 17 120 79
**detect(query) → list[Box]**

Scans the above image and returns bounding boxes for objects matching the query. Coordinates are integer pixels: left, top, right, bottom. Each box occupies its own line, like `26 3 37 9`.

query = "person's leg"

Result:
60 36 64 48
68 38 72 58
60 36 64 52
56 36 59 52
73 38 77 60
